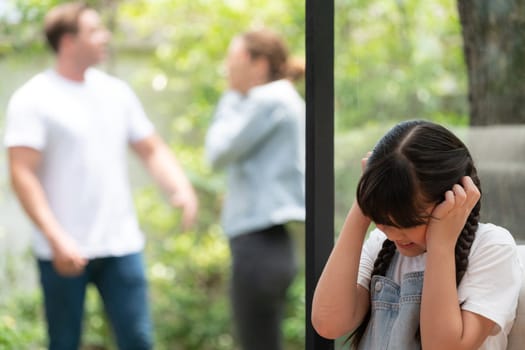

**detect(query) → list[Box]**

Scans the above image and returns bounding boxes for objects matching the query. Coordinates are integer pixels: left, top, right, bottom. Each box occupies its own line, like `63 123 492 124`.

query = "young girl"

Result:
311 120 522 349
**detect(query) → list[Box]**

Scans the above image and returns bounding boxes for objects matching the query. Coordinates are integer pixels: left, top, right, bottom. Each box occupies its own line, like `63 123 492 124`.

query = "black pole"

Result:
305 0 334 348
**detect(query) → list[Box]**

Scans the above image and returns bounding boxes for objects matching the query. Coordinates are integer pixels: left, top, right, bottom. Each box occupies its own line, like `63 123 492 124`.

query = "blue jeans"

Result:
37 252 153 350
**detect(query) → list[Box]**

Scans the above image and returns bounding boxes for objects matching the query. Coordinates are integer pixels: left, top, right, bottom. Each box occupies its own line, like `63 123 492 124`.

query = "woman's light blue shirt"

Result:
205 79 305 238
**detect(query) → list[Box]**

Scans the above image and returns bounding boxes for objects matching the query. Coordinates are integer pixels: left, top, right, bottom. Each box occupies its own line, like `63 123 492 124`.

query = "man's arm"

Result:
132 133 198 230
8 146 87 275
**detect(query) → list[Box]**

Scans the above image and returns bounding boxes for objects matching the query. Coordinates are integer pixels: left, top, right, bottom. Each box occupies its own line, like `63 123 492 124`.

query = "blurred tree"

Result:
458 0 525 125
457 1 525 247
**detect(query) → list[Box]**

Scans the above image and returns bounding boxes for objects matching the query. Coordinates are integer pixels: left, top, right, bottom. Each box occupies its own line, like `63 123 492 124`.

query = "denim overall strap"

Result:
358 251 424 350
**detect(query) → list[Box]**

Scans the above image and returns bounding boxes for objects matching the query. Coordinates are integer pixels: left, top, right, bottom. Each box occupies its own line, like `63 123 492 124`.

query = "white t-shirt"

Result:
4 68 154 259
358 223 523 350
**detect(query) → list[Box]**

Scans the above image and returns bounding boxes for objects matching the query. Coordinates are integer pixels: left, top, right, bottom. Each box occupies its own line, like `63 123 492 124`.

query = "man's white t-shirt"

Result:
358 223 523 350
4 68 154 259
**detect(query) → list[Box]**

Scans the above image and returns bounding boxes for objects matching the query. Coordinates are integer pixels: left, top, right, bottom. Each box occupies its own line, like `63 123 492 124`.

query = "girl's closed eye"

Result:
375 223 427 257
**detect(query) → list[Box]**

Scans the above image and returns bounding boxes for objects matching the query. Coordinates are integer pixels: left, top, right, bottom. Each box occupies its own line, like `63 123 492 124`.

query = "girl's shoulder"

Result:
366 229 387 250
472 223 517 250
466 223 520 274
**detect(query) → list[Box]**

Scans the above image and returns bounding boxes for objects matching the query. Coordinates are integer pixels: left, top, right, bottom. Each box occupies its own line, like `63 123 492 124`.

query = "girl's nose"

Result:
387 231 403 241
378 225 405 241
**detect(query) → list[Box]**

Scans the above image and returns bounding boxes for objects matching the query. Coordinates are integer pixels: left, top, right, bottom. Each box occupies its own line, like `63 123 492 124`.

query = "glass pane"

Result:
333 1 525 347
334 0 525 247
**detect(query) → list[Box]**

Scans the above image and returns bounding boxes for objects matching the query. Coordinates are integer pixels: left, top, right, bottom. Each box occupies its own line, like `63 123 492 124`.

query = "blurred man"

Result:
4 2 198 349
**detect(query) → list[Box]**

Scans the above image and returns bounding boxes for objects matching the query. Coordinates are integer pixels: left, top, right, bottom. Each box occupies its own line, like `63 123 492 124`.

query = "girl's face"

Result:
375 223 428 257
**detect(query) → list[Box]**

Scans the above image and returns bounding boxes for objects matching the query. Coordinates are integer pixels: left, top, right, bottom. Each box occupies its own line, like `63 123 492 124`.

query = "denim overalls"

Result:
358 253 424 350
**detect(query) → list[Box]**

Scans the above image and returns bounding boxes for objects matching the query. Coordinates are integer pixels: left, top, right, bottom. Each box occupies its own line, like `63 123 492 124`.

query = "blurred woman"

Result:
205 29 305 350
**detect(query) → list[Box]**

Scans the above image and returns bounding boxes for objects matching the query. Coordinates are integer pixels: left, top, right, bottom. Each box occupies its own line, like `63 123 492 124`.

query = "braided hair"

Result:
350 120 481 348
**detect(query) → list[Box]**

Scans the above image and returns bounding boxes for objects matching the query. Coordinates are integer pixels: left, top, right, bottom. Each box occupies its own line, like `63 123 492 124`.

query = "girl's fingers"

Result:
361 151 372 172
432 190 455 218
452 183 467 207
462 176 481 207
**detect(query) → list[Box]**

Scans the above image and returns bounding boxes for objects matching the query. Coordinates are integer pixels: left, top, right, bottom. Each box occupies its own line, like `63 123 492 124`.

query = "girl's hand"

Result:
426 176 480 250
356 151 373 224
361 151 372 173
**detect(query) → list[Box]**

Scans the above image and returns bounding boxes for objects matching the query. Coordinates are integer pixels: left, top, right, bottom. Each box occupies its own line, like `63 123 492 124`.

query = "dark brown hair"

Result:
44 2 89 53
241 29 305 83
350 120 481 347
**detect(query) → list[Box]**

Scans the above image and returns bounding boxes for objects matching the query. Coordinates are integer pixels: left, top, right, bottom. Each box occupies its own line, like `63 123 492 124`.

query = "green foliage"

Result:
147 229 232 350
283 272 306 350
334 0 468 129
136 186 231 349
0 292 45 349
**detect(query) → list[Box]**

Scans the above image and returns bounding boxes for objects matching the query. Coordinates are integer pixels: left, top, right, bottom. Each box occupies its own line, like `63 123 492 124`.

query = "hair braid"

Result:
372 239 397 277
455 194 480 286
350 239 396 348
